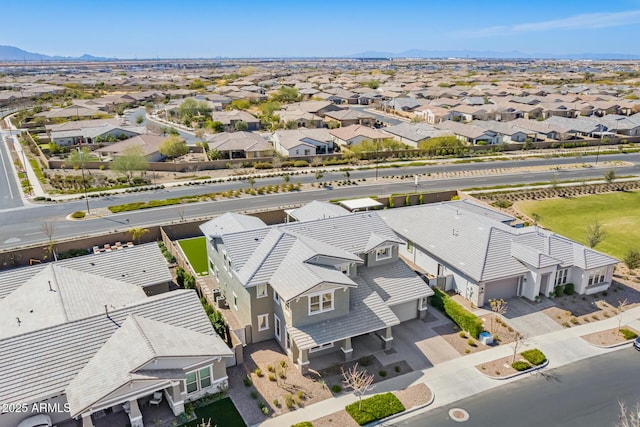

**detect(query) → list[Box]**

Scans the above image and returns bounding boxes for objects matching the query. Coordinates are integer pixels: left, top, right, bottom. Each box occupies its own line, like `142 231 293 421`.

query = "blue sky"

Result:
3 0 640 58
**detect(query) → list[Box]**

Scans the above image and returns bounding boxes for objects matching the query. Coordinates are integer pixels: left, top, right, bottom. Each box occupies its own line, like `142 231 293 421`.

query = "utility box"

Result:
479 331 494 345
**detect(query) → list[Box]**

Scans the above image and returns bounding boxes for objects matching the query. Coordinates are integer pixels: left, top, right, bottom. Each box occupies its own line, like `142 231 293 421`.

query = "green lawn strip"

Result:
345 392 405 426
108 195 206 213
517 191 640 260
181 397 246 427
178 237 208 276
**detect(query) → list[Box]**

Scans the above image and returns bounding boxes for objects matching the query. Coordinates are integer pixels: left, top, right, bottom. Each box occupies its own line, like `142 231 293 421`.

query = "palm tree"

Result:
128 227 149 244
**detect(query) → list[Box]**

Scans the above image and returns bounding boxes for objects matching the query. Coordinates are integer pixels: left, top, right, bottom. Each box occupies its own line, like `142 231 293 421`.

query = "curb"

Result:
365 389 437 427
581 337 637 349
482 359 550 380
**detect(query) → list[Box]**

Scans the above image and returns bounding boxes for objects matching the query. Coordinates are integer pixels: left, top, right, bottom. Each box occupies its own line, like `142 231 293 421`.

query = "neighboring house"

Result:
329 124 388 147
207 131 273 159
283 101 344 117
382 122 453 148
509 118 560 141
449 104 489 122
383 97 422 112
199 208 434 373
48 123 145 146
413 106 453 124
323 109 375 127
271 128 333 157
95 134 167 162
275 110 324 129
380 200 618 308
472 120 537 143
284 200 351 223
597 114 640 136
434 121 499 145
543 116 607 138
0 244 232 427
211 111 260 132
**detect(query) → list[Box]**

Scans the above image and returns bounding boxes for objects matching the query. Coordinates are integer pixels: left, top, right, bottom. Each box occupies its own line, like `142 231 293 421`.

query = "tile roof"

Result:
286 201 351 222
0 243 172 300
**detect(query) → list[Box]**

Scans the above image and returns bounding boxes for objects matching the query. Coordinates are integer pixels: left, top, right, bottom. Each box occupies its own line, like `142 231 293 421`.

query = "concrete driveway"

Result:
502 297 562 337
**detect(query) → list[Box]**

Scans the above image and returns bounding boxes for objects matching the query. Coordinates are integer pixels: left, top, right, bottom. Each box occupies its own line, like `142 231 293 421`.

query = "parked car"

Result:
634 336 640 351
17 414 52 427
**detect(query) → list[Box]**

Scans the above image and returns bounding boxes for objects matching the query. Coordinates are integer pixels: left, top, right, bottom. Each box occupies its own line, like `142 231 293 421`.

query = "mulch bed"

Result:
581 327 640 346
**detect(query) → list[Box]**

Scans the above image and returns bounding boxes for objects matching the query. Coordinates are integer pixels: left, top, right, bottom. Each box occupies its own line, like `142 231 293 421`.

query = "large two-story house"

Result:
199 205 433 373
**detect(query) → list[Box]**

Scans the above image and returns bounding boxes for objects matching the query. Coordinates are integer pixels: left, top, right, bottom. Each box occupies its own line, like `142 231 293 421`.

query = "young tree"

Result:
510 333 525 363
66 147 92 170
585 219 606 248
271 86 300 103
531 213 541 226
128 227 149 244
234 120 248 131
617 400 640 427
135 114 144 125
246 177 256 190
617 299 629 331
315 170 324 183
342 363 375 411
159 135 189 159
489 298 508 334
605 169 617 183
41 220 57 261
111 146 148 183
623 249 640 272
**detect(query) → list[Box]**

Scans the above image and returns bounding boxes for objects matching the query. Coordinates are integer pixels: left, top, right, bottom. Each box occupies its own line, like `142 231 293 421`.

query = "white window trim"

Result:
555 268 569 286
256 284 267 299
419 296 428 311
309 342 334 353
232 292 238 311
308 290 335 316
185 365 212 394
375 246 392 261
258 314 269 331
274 314 281 341
588 267 607 286
285 329 291 351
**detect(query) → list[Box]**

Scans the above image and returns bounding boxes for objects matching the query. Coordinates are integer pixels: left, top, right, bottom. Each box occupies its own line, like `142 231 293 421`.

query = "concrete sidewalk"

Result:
257 306 640 427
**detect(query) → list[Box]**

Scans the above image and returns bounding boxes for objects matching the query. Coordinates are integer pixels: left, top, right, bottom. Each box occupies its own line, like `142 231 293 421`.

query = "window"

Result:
309 291 334 315
199 367 211 389
186 371 198 394
232 293 238 310
310 342 334 353
286 330 291 351
256 284 267 298
274 314 281 341
555 268 568 286
407 240 414 254
258 314 269 331
375 246 392 261
419 297 428 311
588 268 607 286
273 290 280 305
186 366 212 394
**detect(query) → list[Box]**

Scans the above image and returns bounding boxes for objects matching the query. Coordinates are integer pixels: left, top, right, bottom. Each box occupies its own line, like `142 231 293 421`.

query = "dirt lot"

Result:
580 326 640 346
475 353 539 379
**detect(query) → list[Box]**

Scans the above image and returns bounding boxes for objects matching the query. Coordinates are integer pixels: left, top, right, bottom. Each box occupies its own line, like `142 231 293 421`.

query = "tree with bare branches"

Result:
617 400 640 427
510 333 525 363
617 299 629 331
489 298 508 334
41 221 57 261
342 363 375 411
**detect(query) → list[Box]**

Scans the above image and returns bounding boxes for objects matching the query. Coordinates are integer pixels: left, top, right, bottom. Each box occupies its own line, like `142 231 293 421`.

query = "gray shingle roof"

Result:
0 243 171 300
286 201 350 222
66 314 232 417
199 212 266 239
357 261 434 306
0 291 216 409
288 280 399 350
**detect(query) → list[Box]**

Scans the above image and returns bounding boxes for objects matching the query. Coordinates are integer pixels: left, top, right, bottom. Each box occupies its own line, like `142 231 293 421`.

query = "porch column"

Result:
168 382 185 416
128 399 143 427
297 349 310 375
341 337 353 361
81 413 94 427
380 326 393 351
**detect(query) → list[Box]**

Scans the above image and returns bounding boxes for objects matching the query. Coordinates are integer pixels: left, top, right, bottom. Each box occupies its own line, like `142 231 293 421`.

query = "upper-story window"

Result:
309 291 334 315
407 240 414 253
375 246 392 261
555 268 569 286
256 284 267 298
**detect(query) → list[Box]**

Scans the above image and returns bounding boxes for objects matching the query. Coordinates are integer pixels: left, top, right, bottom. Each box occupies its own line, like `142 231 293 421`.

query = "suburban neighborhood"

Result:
2 3 640 426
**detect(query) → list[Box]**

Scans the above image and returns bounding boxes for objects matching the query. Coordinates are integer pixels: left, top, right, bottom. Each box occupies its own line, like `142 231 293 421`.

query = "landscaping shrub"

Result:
521 349 547 366
176 267 186 287
512 361 531 371
291 423 313 427
555 285 565 296
379 370 387 378
619 328 638 340
183 273 196 289
345 393 405 426
253 162 273 169
331 385 342 393
243 376 252 387
564 283 575 295
254 368 263 377
431 288 483 338
71 211 86 219
293 160 309 167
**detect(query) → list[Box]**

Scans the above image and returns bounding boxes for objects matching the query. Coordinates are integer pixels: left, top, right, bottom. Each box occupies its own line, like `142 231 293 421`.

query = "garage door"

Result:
484 278 519 301
391 300 418 322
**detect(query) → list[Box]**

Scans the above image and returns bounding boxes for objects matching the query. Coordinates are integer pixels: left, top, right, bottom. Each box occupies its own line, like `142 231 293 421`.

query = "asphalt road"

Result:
0 129 23 210
350 105 404 126
1 152 639 251
395 347 640 427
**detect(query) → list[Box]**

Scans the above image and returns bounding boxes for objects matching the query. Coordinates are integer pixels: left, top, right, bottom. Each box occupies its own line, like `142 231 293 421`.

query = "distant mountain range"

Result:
0 45 113 62
347 49 640 60
2 45 640 62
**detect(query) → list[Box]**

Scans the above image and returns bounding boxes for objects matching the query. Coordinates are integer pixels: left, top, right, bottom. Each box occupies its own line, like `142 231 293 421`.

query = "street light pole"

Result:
78 147 90 214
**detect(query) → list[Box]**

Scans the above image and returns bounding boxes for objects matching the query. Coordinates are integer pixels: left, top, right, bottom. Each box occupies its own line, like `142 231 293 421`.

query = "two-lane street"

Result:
0 129 24 210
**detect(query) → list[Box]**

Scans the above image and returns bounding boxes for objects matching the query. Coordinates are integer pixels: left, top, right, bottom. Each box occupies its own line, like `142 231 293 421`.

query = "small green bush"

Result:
331 384 342 393
619 328 638 340
291 422 313 427
564 283 575 295
512 361 531 371
254 162 273 169
243 376 252 387
345 393 405 425
458 331 467 338
293 160 309 167
379 370 387 378
521 349 547 366
250 391 258 399
268 373 276 382
254 368 263 377
70 211 86 219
